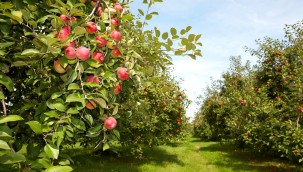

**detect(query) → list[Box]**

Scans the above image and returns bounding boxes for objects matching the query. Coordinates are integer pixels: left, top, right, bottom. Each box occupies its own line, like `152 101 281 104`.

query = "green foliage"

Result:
0 0 202 170
193 21 303 163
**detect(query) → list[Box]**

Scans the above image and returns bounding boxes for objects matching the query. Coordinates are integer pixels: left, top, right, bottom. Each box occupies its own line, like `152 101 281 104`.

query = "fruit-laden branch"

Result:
0 86 7 116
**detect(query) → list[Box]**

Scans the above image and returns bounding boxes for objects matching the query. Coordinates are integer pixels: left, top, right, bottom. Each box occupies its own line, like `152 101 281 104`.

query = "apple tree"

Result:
0 0 202 171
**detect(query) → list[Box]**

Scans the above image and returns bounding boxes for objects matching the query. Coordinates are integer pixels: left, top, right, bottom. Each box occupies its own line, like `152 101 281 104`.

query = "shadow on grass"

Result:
197 141 303 172
69 146 184 172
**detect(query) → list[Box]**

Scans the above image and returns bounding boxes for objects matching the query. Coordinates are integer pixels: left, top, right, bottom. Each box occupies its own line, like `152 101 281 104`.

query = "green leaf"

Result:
103 143 110 151
0 74 13 91
162 32 168 40
170 27 177 36
66 107 79 114
0 115 24 124
74 26 86 36
44 110 60 118
0 152 26 164
44 144 59 159
186 26 192 32
95 98 107 109
112 129 120 140
51 92 63 99
0 42 14 49
0 139 10 150
0 2 14 10
52 100 66 112
113 105 118 115
138 9 144 16
145 14 152 20
71 118 86 130
26 121 42 134
68 83 80 90
45 166 73 172
21 49 40 56
122 14 134 20
66 93 84 103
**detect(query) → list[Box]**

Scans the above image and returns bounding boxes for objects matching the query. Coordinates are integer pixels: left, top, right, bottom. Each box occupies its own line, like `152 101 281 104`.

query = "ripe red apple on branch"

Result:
65 46 77 59
92 51 105 63
117 67 129 81
110 29 122 42
86 75 100 83
95 35 107 47
104 117 117 130
86 22 97 34
111 47 120 58
114 83 122 94
76 46 90 61
59 26 71 41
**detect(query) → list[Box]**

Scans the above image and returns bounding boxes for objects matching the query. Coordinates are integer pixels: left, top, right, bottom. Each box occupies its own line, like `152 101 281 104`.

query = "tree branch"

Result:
0 86 7 116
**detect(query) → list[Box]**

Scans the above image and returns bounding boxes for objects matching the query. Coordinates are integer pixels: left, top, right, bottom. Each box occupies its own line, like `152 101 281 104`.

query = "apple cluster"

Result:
53 1 128 130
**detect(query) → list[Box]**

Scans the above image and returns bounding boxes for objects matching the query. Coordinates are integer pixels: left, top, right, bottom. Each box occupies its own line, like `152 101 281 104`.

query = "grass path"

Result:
72 137 302 172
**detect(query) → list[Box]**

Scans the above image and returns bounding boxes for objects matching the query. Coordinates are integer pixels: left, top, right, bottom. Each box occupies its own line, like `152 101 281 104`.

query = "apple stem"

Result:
0 87 7 116
86 0 101 20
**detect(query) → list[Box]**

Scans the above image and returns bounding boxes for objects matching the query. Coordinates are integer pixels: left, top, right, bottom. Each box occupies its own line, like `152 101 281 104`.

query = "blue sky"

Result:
129 0 303 120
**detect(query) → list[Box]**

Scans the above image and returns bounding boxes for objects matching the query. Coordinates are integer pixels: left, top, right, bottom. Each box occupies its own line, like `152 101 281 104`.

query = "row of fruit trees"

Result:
193 21 303 163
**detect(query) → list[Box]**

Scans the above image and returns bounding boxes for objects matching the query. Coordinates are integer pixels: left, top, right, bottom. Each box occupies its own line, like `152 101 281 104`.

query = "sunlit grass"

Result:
70 137 302 172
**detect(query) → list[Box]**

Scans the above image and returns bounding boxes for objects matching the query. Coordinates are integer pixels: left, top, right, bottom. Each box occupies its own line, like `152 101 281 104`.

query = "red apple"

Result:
65 46 77 59
59 26 71 41
114 2 123 13
86 22 97 34
239 99 246 106
110 29 122 42
111 18 119 26
66 41 76 47
60 14 69 23
54 60 66 73
76 46 90 60
86 101 95 110
92 51 105 63
95 35 107 47
70 16 77 22
117 67 129 81
96 6 102 17
111 47 120 58
176 119 181 123
298 107 303 113
86 75 100 83
114 83 122 94
104 117 117 130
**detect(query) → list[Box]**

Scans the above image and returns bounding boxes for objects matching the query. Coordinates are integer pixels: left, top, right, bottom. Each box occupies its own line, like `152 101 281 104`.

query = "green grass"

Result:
70 137 302 172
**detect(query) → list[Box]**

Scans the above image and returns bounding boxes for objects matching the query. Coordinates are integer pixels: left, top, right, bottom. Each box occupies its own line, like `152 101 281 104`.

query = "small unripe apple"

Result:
110 29 122 42
54 60 66 73
117 67 129 81
65 46 77 59
111 18 119 26
86 22 97 34
104 117 117 130
59 26 71 41
86 75 100 83
76 46 90 60
60 14 69 23
86 101 95 110
114 83 122 94
95 35 107 47
106 41 115 49
92 51 105 63
114 2 123 13
111 47 120 58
